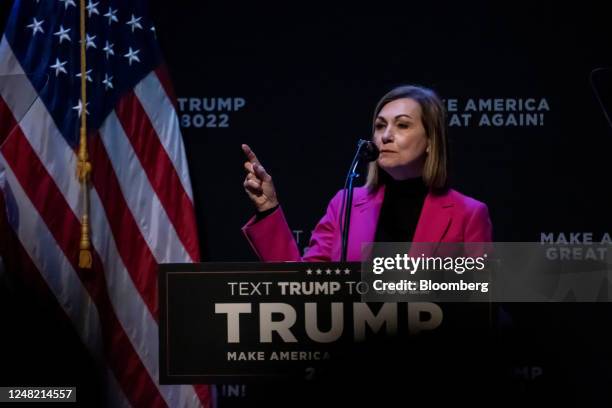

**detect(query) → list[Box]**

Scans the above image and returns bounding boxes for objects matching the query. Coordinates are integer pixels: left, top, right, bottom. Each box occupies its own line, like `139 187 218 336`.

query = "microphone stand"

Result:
340 140 374 262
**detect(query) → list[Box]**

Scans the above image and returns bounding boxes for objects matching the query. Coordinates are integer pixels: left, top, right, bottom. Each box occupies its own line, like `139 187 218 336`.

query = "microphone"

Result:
358 140 379 162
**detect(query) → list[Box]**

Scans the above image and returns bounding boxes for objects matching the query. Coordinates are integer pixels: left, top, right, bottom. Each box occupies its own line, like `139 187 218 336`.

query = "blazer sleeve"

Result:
464 201 493 242
242 190 343 262
301 190 343 262
460 201 494 259
242 206 302 262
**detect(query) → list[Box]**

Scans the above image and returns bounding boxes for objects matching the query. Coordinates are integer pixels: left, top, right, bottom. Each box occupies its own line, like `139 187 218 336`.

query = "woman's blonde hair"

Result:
365 84 449 193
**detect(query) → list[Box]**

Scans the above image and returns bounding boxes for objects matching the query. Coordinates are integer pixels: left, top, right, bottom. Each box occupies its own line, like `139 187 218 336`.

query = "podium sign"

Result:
159 262 492 384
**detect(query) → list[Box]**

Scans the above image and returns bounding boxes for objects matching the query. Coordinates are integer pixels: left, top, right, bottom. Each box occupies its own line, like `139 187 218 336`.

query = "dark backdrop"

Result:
146 1 612 260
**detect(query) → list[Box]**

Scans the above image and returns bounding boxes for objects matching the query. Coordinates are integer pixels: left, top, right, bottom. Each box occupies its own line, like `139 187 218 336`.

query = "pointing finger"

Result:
242 144 260 166
253 163 270 181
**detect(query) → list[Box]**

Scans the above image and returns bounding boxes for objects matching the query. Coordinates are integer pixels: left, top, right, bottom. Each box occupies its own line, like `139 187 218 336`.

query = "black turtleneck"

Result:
374 171 428 243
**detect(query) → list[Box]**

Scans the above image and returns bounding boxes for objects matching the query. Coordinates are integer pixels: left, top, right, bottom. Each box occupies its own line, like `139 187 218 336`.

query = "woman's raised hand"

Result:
242 144 279 212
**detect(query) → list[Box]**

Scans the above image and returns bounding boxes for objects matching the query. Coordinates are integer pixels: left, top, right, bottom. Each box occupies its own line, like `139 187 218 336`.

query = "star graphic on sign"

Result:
49 58 67 77
59 0 76 10
53 25 71 44
102 73 113 90
86 0 99 17
103 41 114 59
306 269 312 275
316 269 322 275
335 268 341 275
80 33 96 49
325 268 332 275
75 69 93 83
72 99 89 117
123 47 140 65
344 268 350 275
26 18 44 36
104 7 118 25
126 14 143 32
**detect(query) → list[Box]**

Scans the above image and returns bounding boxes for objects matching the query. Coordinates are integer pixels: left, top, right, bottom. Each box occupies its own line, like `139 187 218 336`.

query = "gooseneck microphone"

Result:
340 140 379 262
358 140 380 162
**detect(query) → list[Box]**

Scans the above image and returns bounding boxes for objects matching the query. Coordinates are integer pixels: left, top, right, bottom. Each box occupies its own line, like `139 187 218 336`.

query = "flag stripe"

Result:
0 38 40 125
154 65 178 109
135 70 193 202
90 184 206 407
115 92 200 262
88 185 162 378
0 97 17 145
89 132 159 318
89 175 204 408
106 368 134 408
11 97 82 217
0 130 167 408
99 111 190 264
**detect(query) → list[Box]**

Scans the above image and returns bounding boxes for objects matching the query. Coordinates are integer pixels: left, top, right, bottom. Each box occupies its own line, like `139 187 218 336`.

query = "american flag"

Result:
0 0 212 407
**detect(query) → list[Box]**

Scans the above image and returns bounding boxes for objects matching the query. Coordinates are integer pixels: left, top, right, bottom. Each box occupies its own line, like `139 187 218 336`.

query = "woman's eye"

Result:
397 123 410 129
375 123 386 130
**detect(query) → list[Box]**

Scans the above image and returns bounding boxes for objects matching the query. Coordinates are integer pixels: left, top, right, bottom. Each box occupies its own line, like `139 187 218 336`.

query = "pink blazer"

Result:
242 186 493 262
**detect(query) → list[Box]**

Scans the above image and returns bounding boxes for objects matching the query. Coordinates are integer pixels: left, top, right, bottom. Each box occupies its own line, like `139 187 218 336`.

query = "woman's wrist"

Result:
255 204 279 221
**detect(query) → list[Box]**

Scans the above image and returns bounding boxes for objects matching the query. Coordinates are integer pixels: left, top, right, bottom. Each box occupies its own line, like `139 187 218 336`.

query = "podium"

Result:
159 262 496 386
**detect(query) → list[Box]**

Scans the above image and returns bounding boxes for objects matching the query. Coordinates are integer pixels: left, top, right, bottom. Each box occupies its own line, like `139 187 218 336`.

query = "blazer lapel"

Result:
347 187 385 260
413 191 453 243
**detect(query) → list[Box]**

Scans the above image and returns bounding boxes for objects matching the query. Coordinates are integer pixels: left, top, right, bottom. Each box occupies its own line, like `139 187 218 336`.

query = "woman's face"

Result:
373 97 429 180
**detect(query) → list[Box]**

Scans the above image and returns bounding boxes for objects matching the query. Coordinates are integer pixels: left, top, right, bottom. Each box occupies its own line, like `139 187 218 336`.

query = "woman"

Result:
241 85 492 261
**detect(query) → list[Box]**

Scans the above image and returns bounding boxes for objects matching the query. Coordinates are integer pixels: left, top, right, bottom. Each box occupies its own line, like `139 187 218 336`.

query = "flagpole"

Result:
77 0 92 268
